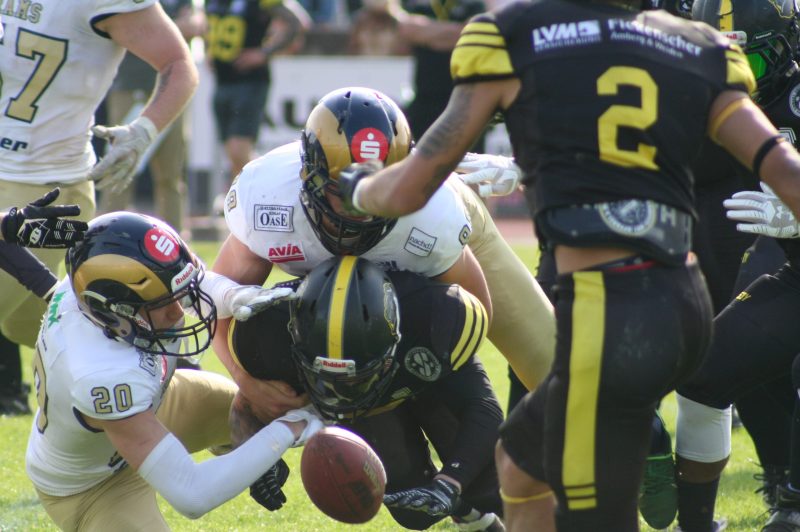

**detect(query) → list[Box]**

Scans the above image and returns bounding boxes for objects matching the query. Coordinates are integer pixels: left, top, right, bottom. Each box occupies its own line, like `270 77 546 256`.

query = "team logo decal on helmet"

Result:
790 84 800 116
351 128 390 162
143 227 180 263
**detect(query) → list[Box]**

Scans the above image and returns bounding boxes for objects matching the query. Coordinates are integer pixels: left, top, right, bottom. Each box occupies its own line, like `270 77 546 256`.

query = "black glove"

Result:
250 458 290 511
1 188 88 248
383 477 461 517
337 161 382 216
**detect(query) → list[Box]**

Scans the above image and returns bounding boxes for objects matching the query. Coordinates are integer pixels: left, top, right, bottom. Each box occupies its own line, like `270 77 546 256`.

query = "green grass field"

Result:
0 241 770 530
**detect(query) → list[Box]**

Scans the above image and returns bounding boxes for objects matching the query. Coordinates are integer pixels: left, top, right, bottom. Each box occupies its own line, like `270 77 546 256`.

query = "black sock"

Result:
677 477 720 532
0 330 21 391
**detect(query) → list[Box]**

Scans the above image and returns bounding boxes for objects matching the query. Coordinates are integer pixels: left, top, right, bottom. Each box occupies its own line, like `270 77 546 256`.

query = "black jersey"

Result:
205 0 277 84
451 0 754 220
227 270 489 416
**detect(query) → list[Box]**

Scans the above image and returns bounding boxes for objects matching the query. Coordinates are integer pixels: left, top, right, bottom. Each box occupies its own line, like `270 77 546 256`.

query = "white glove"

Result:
227 285 297 321
276 404 324 447
724 182 800 238
89 116 158 194
455 152 523 197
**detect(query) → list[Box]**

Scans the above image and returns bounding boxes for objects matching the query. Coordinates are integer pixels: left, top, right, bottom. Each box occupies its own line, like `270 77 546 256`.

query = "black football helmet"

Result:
66 212 216 357
693 0 800 104
300 87 412 255
289 256 400 420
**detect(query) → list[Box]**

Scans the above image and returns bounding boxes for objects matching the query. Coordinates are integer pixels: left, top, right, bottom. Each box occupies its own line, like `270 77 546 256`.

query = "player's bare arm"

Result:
712 89 800 220
95 4 198 132
212 234 306 422
355 79 519 217
434 247 493 322
229 392 268 448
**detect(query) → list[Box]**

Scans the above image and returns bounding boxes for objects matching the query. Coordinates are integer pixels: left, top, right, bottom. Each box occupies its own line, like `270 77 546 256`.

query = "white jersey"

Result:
26 279 177 496
0 0 156 184
224 142 472 278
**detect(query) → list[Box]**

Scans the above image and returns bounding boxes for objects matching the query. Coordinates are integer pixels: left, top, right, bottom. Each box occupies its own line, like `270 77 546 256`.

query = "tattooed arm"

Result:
353 79 520 217
230 392 269 449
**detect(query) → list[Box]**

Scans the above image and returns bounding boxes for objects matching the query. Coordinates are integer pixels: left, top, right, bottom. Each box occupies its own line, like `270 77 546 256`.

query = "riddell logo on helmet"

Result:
171 263 196 291
351 128 389 162
144 228 180 263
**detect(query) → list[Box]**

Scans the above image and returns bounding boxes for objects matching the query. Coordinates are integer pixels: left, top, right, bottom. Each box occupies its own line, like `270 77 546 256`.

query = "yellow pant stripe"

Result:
562 271 605 511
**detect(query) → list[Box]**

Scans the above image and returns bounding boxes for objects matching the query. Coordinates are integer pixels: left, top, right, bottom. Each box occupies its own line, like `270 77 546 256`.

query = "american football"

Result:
300 426 387 524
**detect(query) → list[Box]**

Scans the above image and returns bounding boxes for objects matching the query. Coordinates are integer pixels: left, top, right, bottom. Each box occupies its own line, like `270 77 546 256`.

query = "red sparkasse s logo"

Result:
144 228 180 263
351 128 389 162
267 243 305 263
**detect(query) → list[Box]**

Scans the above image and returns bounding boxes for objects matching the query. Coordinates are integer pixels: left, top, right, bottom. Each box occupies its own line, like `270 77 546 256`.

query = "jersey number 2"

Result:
597 66 659 171
0 29 67 123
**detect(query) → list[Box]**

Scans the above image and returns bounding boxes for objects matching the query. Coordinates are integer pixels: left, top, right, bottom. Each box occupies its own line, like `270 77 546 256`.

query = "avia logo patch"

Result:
144 228 179 263
351 128 389 162
267 243 305 263
532 20 601 51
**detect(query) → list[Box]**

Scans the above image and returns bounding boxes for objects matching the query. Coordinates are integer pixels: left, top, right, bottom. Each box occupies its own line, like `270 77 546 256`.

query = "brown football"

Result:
300 426 387 523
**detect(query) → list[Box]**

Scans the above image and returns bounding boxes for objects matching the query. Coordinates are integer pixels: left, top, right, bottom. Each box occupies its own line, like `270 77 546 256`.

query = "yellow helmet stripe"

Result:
327 256 358 359
719 0 733 32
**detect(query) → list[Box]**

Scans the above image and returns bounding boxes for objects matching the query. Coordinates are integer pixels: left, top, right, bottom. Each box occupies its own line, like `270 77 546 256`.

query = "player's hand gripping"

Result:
724 182 800 238
455 153 523 197
383 477 461 517
276 404 325 447
250 458 290 511
1 188 88 248
338 161 383 216
89 116 158 194
225 285 297 321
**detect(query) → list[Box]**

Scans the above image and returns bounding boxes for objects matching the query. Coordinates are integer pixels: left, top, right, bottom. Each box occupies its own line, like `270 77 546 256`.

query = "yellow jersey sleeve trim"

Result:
260 0 283 8
451 22 514 81
725 47 756 95
227 321 246 372
707 96 748 143
450 287 488 371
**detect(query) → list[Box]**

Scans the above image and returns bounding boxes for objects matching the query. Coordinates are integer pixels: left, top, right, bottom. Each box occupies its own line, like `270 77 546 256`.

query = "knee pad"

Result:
675 393 731 463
